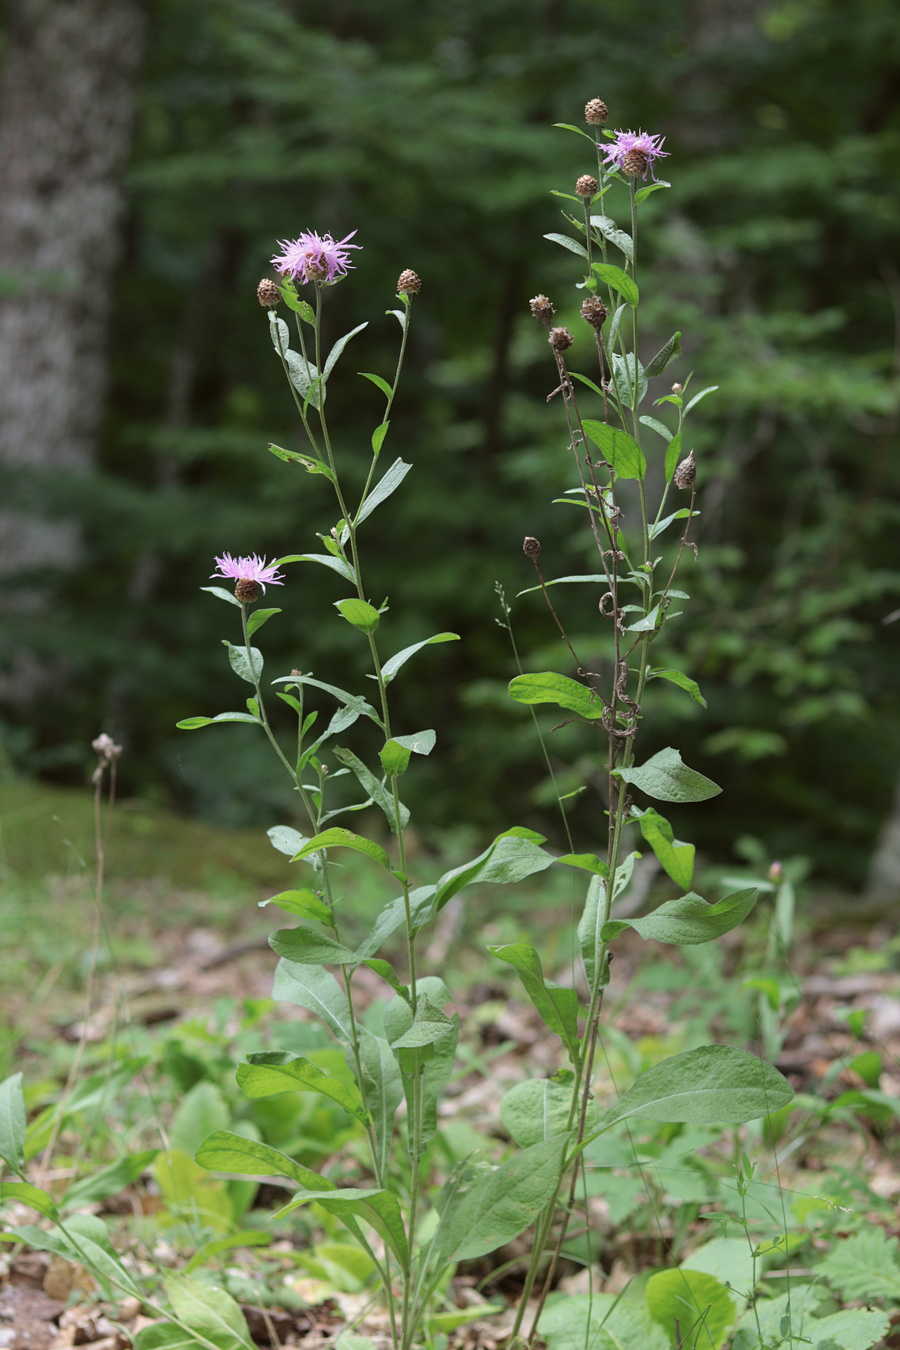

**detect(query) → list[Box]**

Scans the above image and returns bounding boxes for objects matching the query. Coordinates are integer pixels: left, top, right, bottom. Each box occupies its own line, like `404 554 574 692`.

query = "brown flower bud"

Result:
235 578 261 603
585 98 609 125
529 294 555 324
397 268 421 295
257 278 280 308
620 149 649 178
674 450 696 490
581 296 608 329
549 326 574 352
576 174 598 197
522 536 542 558
671 382 683 394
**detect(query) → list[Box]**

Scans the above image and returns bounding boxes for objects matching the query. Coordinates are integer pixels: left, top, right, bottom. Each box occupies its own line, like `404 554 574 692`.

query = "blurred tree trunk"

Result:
0 0 145 591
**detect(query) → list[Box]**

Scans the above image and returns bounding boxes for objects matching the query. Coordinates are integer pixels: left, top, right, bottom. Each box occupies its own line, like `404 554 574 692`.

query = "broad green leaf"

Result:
817 1228 900 1302
200 585 242 608
323 323 368 381
0 1181 58 1220
625 602 660 633
432 828 554 911
664 429 683 482
646 668 706 707
684 384 718 415
601 1046 794 1126
383 992 458 1151
357 1030 403 1181
359 371 393 400
634 180 670 204
270 925 359 966
166 1273 254 1350
632 806 695 888
539 1292 667 1350
589 215 633 261
269 674 381 728
490 943 580 1062
222 640 263 684
430 1135 569 1268
390 995 454 1050
592 262 639 307
133 1325 202 1350
285 348 323 410
334 597 380 633
355 457 411 527
6 1214 142 1299
611 352 647 406
644 331 682 377
639 414 673 442
381 632 459 684
259 889 333 924
614 747 721 803
602 888 757 945
238 1053 366 1121
544 232 589 259
246 607 280 637
272 960 356 1041
380 739 410 775
682 1237 755 1315
177 712 260 730
390 728 436 755
557 852 608 877
645 1269 735 1350
332 744 408 832
267 825 307 856
509 671 603 720
275 1187 409 1271
154 1147 233 1233
500 1078 593 1148
291 828 397 877
0 1073 25 1176
807 1308 891 1350
62 1150 158 1210
195 1130 335 1190
581 420 646 480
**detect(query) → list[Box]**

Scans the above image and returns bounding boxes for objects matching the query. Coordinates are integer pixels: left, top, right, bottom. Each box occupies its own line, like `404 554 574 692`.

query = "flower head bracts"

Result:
211 553 285 593
601 129 669 180
270 230 361 285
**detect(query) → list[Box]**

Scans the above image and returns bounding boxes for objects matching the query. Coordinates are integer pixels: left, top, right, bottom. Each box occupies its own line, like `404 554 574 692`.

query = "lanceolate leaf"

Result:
614 747 721 803
165 1273 255 1350
223 640 263 684
381 632 459 683
581 420 646 480
500 1078 586 1148
644 331 682 377
632 806 695 888
432 828 554 912
508 671 604 720
291 828 398 877
355 457 412 527
602 888 758 945
176 712 261 730
275 1187 409 1271
237 1053 367 1121
544 232 589 259
323 323 368 380
271 961 356 1041
601 1046 794 1126
332 744 409 832
246 607 280 637
590 215 634 261
489 943 580 1063
646 668 707 707
0 1073 26 1176
357 1030 404 1181
269 925 359 966
664 430 683 482
611 352 647 407
592 262 639 307
195 1130 336 1190
334 597 380 633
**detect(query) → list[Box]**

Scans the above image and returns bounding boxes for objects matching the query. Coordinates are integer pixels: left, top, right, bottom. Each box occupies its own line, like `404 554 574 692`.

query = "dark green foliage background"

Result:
5 0 900 882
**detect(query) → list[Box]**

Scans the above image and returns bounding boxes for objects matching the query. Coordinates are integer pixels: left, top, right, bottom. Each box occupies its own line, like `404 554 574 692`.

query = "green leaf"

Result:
270 674 381 728
632 806 695 888
177 712 261 730
602 888 757 945
608 302 627 347
134 1325 203 1350
6 1214 142 1299
539 1292 668 1350
639 415 673 443
380 740 410 775
646 668 706 707
355 457 412 527
517 573 607 599
359 371 393 400
246 607 280 637
614 746 721 802
0 1181 57 1220
390 994 455 1050
0 1073 25 1176
270 926 359 966
490 943 580 1062
634 179 670 204
62 1150 158 1210
200 585 242 608
664 430 683 482
684 384 718 414
501 1078 593 1148
581 420 646 480
544 232 589 259
195 1130 335 1190
383 988 458 1150
601 1046 794 1126
272 960 356 1041
291 828 397 877
381 632 459 684
259 889 333 924
625 602 660 633
592 262 639 306
275 1187 409 1272
334 597 380 633
332 744 408 833
183 1230 271 1277
645 1269 735 1350
817 1228 900 1302
370 420 390 456
611 352 647 406
509 671 603 720
557 852 608 877
649 507 693 542
357 1031 403 1182
166 1273 255 1350
589 215 634 261
644 332 682 377
432 828 554 912
237 1053 367 1121
324 323 368 381
285 552 355 583
222 640 262 685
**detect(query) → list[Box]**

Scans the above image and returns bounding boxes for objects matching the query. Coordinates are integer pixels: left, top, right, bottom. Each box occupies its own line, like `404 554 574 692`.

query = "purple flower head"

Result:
270 230 361 285
211 553 285 593
601 129 670 180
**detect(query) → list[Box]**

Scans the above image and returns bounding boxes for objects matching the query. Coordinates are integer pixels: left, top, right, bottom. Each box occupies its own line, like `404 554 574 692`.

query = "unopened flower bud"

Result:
257 278 280 308
549 326 574 352
581 297 608 329
522 536 542 559
671 382 683 393
585 98 608 125
235 578 261 603
397 268 421 295
767 860 784 884
529 294 555 324
576 174 598 197
620 148 649 178
674 450 696 490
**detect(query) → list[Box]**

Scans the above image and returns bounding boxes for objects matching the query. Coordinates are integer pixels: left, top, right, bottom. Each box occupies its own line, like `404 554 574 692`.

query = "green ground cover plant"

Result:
1 99 897 1350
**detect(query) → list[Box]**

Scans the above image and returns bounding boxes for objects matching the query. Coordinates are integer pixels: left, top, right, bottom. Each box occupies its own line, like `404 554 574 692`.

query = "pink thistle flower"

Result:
211 553 285 595
270 229 361 285
601 129 670 180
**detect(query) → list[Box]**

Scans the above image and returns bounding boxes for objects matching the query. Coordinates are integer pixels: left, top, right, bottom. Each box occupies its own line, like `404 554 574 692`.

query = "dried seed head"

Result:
576 174 598 197
529 294 555 324
257 278 280 308
235 577 261 603
522 536 542 558
397 268 421 295
585 98 609 125
671 382 683 393
620 148 649 178
549 326 574 352
581 296 608 329
92 733 122 762
674 450 696 490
